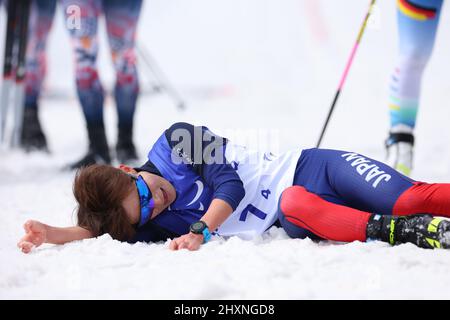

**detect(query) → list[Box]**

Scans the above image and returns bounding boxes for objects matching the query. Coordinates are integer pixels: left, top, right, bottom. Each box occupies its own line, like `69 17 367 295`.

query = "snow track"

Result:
2 0 450 299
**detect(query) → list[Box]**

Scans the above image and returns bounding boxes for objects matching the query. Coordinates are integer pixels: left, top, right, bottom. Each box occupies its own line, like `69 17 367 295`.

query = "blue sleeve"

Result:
165 122 245 211
201 155 245 211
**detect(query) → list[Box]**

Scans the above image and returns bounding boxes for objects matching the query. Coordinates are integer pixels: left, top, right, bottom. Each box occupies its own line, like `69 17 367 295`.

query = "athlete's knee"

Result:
397 47 432 73
112 49 138 86
112 48 137 67
72 45 101 90
74 65 100 91
277 187 323 240
278 186 320 230
279 186 309 216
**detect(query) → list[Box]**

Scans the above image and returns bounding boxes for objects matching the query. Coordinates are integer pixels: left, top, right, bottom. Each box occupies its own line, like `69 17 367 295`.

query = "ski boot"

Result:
385 128 414 176
67 123 111 170
367 213 450 249
116 125 138 165
20 106 49 152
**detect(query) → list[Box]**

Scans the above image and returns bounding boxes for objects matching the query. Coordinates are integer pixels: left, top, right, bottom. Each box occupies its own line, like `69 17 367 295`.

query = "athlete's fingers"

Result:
178 241 188 250
169 238 180 250
187 242 199 251
22 242 33 253
18 241 34 254
23 220 43 235
23 220 34 233
17 240 30 248
19 233 33 244
19 230 43 246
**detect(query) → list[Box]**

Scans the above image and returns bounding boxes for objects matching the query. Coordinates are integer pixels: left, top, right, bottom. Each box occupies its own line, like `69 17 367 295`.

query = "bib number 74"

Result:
239 204 267 222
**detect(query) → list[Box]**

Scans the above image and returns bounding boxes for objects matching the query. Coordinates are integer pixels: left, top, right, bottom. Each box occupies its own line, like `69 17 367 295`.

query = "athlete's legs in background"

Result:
22 0 57 151
62 0 111 168
103 0 142 164
278 148 450 248
386 0 443 176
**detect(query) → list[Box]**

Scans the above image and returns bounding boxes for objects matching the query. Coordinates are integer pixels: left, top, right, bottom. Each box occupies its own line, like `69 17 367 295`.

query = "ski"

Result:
0 0 32 148
0 0 19 144
10 0 32 148
136 43 186 110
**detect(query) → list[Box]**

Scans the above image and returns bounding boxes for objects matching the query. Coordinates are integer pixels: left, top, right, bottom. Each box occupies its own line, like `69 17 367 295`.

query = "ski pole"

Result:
136 43 186 110
11 0 31 148
0 0 19 144
316 0 376 148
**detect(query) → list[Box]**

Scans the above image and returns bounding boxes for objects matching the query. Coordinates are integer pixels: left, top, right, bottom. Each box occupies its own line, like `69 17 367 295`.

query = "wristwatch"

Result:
190 221 212 243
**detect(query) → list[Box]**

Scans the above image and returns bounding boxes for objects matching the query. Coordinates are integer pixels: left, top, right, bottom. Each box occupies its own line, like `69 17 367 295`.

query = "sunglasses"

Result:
128 174 155 227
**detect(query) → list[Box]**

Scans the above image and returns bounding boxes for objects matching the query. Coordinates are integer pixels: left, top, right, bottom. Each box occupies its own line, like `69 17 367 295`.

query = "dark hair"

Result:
73 164 136 241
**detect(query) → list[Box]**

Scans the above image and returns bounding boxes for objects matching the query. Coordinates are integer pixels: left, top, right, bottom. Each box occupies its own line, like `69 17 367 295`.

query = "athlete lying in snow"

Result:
18 122 450 253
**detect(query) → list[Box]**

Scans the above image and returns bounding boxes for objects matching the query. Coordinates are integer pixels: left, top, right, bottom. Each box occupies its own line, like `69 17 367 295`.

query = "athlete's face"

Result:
119 165 177 225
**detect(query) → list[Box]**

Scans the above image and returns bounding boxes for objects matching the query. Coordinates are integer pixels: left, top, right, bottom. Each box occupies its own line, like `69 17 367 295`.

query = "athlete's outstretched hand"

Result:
169 233 204 251
17 220 48 254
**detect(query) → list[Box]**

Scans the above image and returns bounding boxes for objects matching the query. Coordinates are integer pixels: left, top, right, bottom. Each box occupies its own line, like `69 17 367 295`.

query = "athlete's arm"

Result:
165 122 246 209
18 220 93 254
200 198 233 232
169 198 233 250
164 123 246 251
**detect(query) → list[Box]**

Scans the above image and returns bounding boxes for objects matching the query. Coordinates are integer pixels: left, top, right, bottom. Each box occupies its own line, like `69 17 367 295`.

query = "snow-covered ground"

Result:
2 0 450 299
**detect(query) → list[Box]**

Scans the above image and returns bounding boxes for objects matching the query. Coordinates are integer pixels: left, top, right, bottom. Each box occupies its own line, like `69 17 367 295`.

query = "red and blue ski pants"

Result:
278 148 450 242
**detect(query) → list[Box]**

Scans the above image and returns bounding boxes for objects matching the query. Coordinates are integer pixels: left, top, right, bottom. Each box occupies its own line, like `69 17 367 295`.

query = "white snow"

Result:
2 0 450 299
